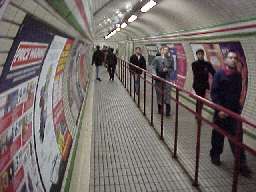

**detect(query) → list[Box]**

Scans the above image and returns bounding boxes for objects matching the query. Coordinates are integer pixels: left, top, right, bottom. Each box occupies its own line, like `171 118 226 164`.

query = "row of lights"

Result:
105 0 157 39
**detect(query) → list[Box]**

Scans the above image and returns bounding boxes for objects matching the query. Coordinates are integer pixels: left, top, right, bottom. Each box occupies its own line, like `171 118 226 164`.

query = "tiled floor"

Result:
89 67 256 192
89 70 198 192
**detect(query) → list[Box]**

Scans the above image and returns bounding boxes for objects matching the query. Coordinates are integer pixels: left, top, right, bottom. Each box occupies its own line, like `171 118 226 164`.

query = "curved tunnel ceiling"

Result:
91 0 256 41
92 0 141 39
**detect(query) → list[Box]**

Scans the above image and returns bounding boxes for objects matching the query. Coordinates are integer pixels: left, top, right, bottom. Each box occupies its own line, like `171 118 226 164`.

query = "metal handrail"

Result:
116 58 256 192
121 59 255 128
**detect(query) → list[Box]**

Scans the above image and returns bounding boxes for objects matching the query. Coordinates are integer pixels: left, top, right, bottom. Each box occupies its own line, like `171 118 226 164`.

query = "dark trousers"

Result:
195 89 206 114
133 73 140 95
108 65 116 80
210 115 246 164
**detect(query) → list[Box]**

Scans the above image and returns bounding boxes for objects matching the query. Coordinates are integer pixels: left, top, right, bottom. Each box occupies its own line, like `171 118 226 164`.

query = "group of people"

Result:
92 44 252 177
192 49 251 177
129 46 174 116
91 45 118 81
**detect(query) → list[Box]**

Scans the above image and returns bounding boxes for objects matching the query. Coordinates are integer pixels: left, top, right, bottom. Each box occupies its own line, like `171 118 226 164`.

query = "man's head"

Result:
160 46 169 56
96 45 100 50
196 49 205 61
135 47 142 55
225 51 238 69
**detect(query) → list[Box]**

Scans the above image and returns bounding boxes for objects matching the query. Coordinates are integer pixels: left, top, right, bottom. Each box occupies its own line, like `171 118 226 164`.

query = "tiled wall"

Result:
0 2 92 191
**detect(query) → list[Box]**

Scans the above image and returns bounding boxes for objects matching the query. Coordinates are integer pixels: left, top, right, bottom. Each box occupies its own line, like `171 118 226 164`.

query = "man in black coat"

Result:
192 49 215 114
106 48 117 81
129 47 146 95
92 45 104 81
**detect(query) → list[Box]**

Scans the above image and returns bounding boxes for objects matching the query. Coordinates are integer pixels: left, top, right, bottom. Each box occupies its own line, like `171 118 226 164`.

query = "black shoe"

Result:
240 165 252 178
211 158 221 166
210 154 221 166
97 78 102 81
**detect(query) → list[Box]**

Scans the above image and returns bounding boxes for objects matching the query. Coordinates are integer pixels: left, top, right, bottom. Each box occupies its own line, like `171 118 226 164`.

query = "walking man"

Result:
129 47 146 95
192 49 215 114
106 48 117 81
92 45 104 81
151 46 174 116
210 51 251 177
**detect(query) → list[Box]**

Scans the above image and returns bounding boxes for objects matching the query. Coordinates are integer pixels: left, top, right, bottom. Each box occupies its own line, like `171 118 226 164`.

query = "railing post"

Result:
126 63 128 90
173 89 179 158
138 75 141 107
117 59 119 79
122 61 124 83
143 72 146 116
193 100 202 187
133 73 136 101
119 60 121 80
150 76 154 126
232 121 242 192
120 61 122 82
160 81 164 140
124 62 127 89
129 67 132 96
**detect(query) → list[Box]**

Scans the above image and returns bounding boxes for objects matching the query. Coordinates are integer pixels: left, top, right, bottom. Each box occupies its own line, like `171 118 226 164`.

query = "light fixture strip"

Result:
121 22 127 28
128 15 137 23
104 0 157 39
141 0 157 13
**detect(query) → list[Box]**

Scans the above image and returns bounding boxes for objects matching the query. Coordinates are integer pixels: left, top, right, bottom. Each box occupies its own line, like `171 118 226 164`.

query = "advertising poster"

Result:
191 42 248 105
34 36 68 192
78 53 87 96
50 39 74 191
0 0 10 19
0 16 53 192
167 44 187 87
68 43 87 127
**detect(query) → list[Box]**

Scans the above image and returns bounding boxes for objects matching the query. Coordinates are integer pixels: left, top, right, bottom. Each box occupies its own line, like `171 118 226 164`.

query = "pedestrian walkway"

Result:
89 70 198 192
83 66 256 192
125 66 256 192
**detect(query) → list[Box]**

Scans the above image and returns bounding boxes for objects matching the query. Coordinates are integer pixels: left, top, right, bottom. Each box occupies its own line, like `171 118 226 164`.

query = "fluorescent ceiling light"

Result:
121 22 127 28
141 0 157 13
116 27 121 32
128 15 137 23
118 12 123 18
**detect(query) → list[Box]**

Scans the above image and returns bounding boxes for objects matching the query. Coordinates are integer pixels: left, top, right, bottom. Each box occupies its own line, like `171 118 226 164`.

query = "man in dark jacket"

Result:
210 51 251 177
192 49 215 114
106 48 117 81
92 45 103 81
129 47 146 95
